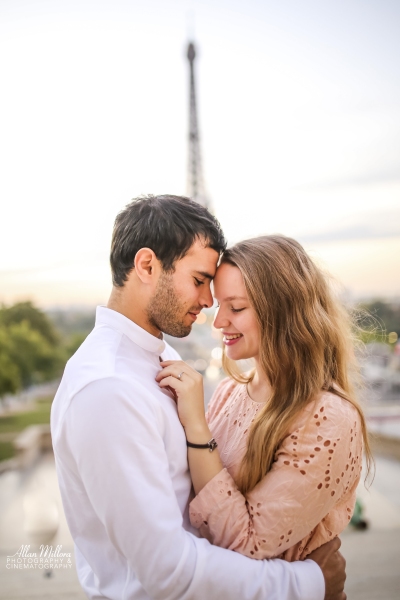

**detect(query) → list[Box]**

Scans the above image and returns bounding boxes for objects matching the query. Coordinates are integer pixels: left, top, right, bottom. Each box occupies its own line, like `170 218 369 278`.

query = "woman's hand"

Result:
156 360 224 495
156 360 210 441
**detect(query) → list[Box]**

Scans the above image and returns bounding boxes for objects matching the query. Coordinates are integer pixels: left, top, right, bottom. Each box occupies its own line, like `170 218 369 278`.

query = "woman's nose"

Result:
213 308 229 329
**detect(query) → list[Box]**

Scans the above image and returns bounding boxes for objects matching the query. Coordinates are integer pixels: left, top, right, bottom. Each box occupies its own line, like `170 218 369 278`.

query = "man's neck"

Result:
107 287 162 338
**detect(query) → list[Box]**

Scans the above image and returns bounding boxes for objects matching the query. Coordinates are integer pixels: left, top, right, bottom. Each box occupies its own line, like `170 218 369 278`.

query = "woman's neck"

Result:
247 360 273 404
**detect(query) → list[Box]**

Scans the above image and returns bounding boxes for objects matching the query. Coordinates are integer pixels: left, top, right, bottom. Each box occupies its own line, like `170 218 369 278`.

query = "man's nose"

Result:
200 286 213 308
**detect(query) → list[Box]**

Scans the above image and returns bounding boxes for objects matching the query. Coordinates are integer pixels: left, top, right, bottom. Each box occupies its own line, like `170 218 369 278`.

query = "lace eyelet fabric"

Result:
189 378 363 561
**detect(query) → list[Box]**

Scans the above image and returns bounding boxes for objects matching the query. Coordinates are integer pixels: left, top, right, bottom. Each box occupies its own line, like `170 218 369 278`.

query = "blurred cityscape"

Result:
0 299 400 598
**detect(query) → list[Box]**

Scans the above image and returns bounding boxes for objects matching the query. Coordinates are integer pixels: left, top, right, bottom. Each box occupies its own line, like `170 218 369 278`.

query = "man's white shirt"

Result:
51 306 325 600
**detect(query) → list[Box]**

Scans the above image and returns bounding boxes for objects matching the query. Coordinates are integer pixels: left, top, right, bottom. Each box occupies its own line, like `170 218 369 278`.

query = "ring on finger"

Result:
178 371 184 380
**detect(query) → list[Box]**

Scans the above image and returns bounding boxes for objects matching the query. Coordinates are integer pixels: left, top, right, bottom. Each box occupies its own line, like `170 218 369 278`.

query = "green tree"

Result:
0 301 59 346
7 321 62 387
0 327 21 397
47 308 94 363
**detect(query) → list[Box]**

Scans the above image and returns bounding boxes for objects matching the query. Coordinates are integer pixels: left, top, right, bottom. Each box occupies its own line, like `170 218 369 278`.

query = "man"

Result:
51 195 346 600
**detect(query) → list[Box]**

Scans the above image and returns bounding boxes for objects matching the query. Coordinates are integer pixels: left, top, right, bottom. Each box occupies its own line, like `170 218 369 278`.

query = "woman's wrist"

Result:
185 422 212 444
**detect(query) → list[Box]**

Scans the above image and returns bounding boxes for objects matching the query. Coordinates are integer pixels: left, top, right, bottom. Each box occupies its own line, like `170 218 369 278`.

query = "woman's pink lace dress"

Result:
189 378 363 561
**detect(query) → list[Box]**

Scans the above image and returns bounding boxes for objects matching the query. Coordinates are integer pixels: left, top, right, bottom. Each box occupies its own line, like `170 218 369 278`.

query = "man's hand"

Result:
308 537 347 600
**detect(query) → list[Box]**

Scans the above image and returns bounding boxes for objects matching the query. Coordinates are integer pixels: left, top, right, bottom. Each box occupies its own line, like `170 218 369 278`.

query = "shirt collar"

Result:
95 306 166 355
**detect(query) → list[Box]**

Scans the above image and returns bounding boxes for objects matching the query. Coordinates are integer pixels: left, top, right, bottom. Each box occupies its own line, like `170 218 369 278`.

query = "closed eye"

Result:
231 307 245 313
194 278 204 286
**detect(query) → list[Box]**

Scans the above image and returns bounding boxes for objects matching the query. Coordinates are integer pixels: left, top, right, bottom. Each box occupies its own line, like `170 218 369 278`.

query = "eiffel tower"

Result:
186 42 211 210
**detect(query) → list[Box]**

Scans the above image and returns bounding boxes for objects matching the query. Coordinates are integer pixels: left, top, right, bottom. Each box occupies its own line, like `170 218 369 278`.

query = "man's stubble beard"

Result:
147 271 194 338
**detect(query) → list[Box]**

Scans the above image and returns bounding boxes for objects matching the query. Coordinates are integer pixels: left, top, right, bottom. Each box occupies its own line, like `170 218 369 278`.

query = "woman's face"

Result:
213 262 260 361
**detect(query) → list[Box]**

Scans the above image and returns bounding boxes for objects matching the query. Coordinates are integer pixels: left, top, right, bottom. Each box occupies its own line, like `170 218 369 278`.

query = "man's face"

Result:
147 238 219 337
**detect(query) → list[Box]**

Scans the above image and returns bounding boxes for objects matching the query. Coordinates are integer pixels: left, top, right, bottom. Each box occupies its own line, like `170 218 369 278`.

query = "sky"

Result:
0 0 399 307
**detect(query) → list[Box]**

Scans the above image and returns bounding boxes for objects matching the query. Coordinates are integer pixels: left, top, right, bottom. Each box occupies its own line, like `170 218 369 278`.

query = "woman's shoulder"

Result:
275 389 363 471
206 377 241 420
210 377 240 405
293 389 362 440
315 389 360 420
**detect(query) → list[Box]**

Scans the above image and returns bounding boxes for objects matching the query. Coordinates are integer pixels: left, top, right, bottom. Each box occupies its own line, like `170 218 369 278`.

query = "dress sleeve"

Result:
189 392 363 559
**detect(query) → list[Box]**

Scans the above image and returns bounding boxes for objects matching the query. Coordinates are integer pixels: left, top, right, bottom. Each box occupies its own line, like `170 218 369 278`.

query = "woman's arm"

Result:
156 360 226 494
190 394 363 559
157 362 362 560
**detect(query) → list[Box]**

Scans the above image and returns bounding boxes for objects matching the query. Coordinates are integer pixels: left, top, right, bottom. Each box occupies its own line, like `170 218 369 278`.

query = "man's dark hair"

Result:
110 194 227 287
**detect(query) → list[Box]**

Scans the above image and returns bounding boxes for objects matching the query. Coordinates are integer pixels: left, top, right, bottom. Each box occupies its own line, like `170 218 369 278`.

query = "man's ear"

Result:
134 248 160 284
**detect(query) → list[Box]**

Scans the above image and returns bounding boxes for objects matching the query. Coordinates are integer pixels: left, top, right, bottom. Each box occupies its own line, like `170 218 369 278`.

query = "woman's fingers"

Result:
158 364 207 430
159 360 187 369
158 372 199 394
158 375 183 389
157 370 202 400
156 364 200 383
156 367 188 383
159 360 199 377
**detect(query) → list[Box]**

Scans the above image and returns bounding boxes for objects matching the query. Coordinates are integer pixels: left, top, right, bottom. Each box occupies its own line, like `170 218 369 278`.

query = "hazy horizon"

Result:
1 0 399 306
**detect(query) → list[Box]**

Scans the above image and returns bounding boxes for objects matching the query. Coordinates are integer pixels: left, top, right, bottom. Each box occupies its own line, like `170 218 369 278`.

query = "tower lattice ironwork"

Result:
186 42 210 210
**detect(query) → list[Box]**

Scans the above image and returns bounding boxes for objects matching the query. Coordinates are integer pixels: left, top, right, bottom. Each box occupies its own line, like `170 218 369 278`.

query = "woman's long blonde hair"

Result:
221 235 373 495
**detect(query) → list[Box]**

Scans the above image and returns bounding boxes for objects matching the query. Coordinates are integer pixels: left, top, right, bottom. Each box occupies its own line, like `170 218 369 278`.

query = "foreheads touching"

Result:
110 194 226 287
108 195 226 337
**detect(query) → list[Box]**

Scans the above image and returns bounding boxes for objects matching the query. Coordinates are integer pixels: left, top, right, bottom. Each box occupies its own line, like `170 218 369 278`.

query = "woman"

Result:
156 235 372 561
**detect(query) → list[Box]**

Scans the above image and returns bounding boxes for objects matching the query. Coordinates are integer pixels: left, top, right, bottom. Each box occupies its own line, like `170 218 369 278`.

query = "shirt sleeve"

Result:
64 376 325 600
190 392 363 559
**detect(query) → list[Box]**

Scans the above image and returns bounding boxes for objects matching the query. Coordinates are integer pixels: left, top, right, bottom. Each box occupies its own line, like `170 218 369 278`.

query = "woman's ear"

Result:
134 248 160 284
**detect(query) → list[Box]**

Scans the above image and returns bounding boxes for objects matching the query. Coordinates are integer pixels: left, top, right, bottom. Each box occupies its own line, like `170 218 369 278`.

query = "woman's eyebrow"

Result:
223 296 247 301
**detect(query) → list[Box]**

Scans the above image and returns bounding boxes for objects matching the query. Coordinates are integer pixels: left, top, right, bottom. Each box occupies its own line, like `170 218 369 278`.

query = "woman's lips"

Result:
223 333 243 346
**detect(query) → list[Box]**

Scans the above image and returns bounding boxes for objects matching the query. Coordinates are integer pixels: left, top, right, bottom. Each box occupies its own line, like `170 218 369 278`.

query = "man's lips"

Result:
188 311 200 321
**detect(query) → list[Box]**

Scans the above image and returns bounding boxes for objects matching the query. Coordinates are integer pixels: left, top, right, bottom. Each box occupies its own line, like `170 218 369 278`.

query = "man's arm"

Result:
65 376 326 600
309 538 347 600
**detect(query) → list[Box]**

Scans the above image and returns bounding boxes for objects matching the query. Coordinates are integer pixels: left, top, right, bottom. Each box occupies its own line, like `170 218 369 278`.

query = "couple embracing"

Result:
51 194 371 600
